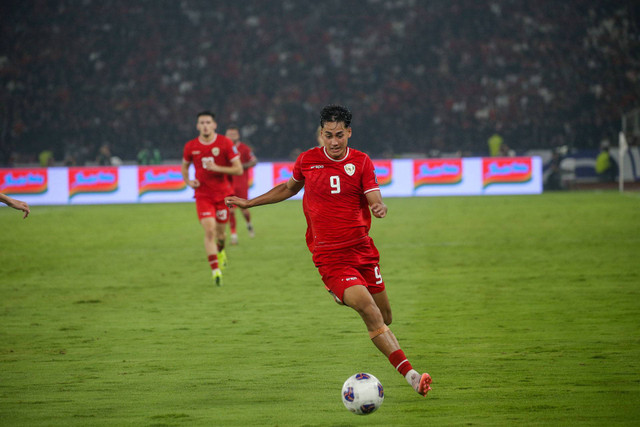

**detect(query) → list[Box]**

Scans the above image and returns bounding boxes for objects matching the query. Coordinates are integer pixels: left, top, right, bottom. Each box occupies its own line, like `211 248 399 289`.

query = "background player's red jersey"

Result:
183 135 240 201
292 146 379 253
232 141 255 196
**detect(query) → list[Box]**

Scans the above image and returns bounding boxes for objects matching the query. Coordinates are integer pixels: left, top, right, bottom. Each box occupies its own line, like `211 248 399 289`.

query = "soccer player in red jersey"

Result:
182 111 243 286
225 125 258 245
225 105 432 397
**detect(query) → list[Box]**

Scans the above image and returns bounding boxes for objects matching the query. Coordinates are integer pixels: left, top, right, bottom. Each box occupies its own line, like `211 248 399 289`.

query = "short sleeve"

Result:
227 139 240 162
292 152 305 182
183 141 192 162
361 155 379 194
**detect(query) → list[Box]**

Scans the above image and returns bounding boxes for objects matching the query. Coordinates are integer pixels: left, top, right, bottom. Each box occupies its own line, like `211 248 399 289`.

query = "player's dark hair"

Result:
320 104 352 128
197 111 216 120
226 123 240 132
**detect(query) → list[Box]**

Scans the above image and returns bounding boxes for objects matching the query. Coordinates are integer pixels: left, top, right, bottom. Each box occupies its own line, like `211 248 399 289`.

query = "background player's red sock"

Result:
208 254 219 270
229 213 237 234
389 349 413 376
217 239 225 252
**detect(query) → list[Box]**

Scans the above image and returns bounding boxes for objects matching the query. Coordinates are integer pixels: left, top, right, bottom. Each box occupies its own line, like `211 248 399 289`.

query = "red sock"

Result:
208 254 219 270
230 212 237 233
243 210 251 223
217 239 225 252
389 349 413 376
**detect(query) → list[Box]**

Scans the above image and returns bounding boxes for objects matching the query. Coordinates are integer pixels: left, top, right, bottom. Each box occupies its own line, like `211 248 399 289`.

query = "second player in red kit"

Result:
182 111 242 286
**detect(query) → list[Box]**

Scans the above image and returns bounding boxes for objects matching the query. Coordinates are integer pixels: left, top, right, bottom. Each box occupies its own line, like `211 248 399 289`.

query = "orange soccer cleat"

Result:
417 373 432 396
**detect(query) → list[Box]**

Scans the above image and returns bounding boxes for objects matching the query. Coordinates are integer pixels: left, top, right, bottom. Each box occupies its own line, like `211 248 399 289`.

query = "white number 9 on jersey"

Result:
330 175 340 194
202 156 215 168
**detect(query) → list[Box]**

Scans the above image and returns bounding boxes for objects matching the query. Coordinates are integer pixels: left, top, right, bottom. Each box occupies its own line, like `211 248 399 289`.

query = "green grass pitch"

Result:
1 192 639 426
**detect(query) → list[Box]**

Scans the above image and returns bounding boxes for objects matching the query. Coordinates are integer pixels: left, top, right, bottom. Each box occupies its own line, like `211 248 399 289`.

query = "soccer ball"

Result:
341 373 384 415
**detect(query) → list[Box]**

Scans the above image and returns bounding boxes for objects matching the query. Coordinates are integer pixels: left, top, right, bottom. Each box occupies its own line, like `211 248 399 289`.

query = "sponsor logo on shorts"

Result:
201 211 212 217
216 209 228 220
343 277 358 282
310 165 324 169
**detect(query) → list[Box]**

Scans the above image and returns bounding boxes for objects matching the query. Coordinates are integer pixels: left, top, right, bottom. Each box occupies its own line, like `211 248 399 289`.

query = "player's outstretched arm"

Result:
0 193 30 218
225 178 304 209
365 190 387 218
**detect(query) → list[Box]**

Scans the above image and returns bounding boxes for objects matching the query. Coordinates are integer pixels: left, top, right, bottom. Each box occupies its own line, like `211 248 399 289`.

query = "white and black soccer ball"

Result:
341 372 384 415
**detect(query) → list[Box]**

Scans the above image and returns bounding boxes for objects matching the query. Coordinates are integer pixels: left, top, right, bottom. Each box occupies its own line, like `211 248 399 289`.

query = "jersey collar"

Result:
198 134 218 145
322 146 350 162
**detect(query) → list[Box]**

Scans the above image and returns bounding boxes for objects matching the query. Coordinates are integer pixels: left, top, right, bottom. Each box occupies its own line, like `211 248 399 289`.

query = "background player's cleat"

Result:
247 223 255 238
417 373 432 396
212 269 223 286
230 233 238 245
218 249 228 269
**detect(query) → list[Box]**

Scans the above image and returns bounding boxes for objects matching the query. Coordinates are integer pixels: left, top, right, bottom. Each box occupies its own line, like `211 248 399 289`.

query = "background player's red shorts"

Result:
195 197 230 222
314 237 385 304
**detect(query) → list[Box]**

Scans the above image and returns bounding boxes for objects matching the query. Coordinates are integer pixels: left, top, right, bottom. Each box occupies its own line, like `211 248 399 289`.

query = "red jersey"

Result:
183 134 240 201
292 146 380 253
232 141 255 192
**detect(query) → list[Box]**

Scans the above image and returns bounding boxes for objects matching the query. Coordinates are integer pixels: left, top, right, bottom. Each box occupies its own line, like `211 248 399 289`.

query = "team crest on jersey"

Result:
344 163 356 176
212 147 220 156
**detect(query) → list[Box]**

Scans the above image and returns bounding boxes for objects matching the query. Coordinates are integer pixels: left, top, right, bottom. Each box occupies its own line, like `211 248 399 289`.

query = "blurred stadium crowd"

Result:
1 0 638 165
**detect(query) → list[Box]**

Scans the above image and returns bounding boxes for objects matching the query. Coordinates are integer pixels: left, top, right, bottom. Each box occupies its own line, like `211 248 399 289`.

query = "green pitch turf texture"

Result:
1 192 639 426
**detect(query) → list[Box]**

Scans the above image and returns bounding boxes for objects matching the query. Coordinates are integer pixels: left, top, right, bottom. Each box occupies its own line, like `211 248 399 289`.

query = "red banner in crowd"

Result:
373 160 393 186
272 162 295 186
0 168 48 195
68 167 118 198
482 157 532 188
138 165 186 196
413 159 463 189
248 167 255 188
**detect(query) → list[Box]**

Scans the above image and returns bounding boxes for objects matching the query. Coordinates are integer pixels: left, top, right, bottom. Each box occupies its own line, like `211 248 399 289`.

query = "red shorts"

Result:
314 237 385 304
195 197 230 223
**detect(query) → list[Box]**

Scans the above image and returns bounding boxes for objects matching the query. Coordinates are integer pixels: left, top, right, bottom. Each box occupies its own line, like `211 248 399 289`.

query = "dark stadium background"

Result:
1 0 638 165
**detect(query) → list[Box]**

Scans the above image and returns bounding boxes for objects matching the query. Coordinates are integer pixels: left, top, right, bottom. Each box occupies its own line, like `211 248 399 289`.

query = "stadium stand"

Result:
1 0 638 165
